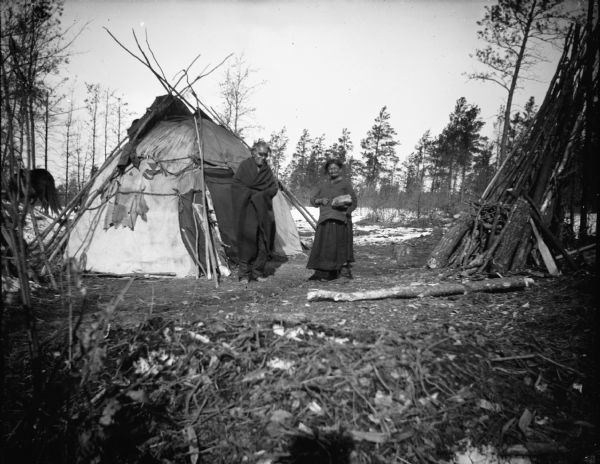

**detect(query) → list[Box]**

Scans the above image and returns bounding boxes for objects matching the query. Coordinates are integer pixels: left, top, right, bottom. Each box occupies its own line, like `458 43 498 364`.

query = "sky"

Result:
59 0 573 165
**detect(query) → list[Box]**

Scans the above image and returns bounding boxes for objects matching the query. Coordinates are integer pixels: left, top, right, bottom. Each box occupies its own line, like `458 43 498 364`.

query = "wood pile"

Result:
428 18 599 275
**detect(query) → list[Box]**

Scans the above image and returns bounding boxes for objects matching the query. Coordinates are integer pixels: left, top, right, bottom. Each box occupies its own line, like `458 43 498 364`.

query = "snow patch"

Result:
290 206 431 244
454 442 531 464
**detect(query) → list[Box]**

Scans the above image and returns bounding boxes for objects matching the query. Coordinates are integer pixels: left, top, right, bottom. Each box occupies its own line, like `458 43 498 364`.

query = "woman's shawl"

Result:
310 178 357 224
231 157 278 261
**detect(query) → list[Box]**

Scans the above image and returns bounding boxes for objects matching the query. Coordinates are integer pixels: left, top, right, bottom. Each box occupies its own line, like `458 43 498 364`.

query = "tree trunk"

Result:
104 90 110 161
117 97 122 145
499 0 537 161
459 164 466 204
28 96 36 168
91 103 97 173
19 123 25 166
65 109 71 204
44 91 49 170
447 162 454 195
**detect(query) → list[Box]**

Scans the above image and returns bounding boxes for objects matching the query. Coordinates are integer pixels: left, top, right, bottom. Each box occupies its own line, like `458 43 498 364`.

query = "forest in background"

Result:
1 0 594 242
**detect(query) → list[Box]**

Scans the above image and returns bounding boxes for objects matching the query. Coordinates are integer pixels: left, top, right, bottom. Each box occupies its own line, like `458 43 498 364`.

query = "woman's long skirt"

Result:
307 219 354 271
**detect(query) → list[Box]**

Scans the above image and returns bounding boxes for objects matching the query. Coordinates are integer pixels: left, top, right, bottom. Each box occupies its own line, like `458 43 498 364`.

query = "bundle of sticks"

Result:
428 19 599 275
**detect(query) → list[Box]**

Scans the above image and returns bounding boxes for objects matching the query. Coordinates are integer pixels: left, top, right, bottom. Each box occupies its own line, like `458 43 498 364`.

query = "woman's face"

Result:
327 163 341 179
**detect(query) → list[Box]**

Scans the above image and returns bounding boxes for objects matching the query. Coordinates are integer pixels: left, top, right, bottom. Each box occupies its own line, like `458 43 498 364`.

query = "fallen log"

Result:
307 276 534 302
83 271 177 278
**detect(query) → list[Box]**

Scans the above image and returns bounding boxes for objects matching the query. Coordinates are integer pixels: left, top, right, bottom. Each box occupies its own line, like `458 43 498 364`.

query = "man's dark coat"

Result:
231 157 278 262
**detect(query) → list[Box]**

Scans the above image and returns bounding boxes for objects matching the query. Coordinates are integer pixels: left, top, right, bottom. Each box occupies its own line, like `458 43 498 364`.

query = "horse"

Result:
9 168 61 215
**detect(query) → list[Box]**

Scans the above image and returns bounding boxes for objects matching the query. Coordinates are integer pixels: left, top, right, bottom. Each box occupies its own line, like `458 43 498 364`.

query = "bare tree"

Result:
84 82 100 176
114 95 130 146
1 0 81 170
218 54 263 138
73 127 84 191
103 88 114 160
40 88 67 170
62 90 76 201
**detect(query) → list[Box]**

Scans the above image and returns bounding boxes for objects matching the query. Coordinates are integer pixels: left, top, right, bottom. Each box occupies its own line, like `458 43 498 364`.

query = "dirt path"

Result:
24 228 594 342
33 231 438 330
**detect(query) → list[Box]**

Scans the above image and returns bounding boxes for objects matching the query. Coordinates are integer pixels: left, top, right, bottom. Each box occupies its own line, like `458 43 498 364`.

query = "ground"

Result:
2 224 599 464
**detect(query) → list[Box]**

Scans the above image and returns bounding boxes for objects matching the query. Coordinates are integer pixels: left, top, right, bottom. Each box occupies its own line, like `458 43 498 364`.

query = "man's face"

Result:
252 149 269 166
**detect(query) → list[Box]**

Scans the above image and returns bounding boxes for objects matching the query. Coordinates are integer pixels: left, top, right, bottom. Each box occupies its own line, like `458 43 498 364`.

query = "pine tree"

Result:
403 130 432 194
433 98 485 196
468 0 572 162
359 106 399 189
424 135 446 193
306 135 326 183
285 129 312 193
449 98 485 199
268 127 289 180
507 96 537 152
327 128 361 183
466 141 495 197
327 128 352 162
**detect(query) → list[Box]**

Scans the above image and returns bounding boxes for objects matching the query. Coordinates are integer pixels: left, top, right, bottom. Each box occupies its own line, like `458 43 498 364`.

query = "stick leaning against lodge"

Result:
278 182 317 230
193 113 215 282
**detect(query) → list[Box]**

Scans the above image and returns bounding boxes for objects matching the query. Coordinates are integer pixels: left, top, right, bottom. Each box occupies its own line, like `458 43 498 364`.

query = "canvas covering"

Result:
66 98 302 277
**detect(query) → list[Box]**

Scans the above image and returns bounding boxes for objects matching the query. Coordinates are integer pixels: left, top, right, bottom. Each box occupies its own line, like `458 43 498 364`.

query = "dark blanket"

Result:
231 157 278 262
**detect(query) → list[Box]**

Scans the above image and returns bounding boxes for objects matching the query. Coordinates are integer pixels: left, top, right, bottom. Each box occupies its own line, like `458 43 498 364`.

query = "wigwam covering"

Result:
66 95 302 276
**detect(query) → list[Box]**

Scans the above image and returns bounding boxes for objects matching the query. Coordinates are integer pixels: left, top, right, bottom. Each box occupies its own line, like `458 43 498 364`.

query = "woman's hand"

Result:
318 198 330 206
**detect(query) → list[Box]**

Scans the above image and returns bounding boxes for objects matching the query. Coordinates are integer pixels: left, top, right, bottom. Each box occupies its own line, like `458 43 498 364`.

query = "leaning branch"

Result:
103 27 171 96
179 53 233 93
104 27 230 126
144 28 169 86
173 53 204 90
